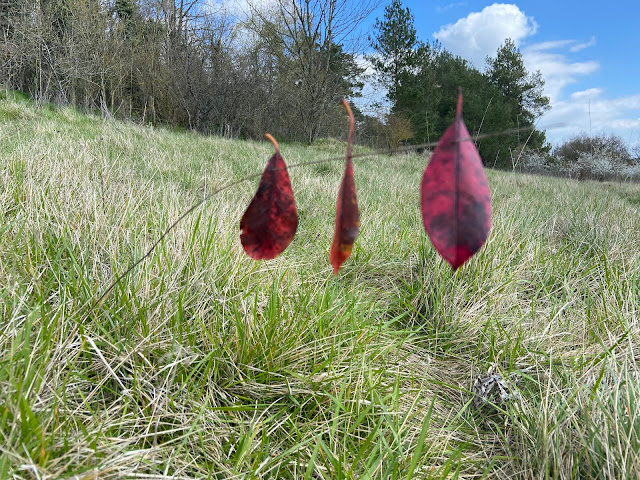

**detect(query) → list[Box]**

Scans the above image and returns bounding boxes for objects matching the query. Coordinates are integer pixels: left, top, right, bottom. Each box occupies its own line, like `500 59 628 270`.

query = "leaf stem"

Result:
341 99 354 159
456 86 463 118
264 133 279 152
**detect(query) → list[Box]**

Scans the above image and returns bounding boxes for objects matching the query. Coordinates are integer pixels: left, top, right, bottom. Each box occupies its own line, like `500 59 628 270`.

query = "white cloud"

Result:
610 118 640 130
435 2 469 13
538 93 640 147
517 42 639 148
525 40 573 52
569 36 596 53
433 3 538 68
205 0 278 22
571 88 603 100
522 44 600 103
429 4 600 111
429 4 634 148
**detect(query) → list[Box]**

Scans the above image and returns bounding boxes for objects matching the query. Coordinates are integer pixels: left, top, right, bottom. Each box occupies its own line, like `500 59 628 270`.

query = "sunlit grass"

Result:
1 91 639 479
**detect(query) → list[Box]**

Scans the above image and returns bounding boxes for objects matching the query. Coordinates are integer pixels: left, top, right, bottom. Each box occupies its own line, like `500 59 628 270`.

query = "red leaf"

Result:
420 88 492 270
240 134 298 260
330 100 360 274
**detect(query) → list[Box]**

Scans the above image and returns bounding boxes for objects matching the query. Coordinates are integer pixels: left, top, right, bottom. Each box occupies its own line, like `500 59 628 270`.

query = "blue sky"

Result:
361 1 640 149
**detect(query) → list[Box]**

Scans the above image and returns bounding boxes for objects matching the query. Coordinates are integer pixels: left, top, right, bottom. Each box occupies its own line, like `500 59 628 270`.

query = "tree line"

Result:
1 0 552 168
369 0 550 167
0 0 374 143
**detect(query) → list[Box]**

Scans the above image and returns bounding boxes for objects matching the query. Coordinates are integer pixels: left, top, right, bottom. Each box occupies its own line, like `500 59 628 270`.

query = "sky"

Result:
359 0 640 149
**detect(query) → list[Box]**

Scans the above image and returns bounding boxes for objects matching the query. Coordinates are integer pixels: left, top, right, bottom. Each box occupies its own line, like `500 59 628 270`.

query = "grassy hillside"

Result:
1 90 639 479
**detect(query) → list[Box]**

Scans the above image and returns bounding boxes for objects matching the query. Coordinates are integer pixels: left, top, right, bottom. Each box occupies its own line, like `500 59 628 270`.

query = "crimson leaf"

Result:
420 88 492 269
240 133 298 260
330 99 360 274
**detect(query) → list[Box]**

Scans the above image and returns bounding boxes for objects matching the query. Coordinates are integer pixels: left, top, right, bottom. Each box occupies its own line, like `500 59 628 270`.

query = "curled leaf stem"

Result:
341 99 354 159
264 133 279 152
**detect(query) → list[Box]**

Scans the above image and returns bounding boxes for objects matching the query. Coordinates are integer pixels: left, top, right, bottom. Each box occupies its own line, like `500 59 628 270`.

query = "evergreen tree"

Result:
485 38 551 158
384 45 524 167
114 0 137 36
114 0 134 20
486 39 550 121
369 0 419 104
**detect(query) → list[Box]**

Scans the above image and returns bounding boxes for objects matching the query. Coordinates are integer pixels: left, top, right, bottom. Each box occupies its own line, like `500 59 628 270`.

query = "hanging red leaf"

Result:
330 99 360 274
420 87 492 270
240 133 298 260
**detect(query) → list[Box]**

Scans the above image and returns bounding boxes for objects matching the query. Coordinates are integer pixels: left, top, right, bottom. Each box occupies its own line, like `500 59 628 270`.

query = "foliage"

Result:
239 92 491 271
330 101 360 273
486 38 550 122
114 0 134 19
240 135 298 260
517 145 640 182
384 113 414 150
392 46 519 167
368 2 551 168
484 39 551 163
1 0 557 157
420 90 491 269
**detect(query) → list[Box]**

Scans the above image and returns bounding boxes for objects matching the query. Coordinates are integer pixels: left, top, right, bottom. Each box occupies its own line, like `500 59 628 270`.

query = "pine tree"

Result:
114 0 134 20
369 0 419 104
486 38 550 123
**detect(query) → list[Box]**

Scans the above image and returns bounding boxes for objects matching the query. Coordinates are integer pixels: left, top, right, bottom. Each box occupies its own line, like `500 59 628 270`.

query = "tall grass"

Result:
1 91 639 479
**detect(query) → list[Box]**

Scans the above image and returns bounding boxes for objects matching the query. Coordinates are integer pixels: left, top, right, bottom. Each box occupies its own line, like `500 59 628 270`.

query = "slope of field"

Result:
1 91 639 479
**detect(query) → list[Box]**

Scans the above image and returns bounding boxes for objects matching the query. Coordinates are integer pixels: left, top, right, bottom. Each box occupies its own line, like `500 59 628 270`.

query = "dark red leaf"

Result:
330 100 360 274
240 134 298 260
420 88 492 269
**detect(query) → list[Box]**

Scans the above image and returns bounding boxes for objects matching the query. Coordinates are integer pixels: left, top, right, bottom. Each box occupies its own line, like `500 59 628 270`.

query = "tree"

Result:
114 0 137 37
247 0 376 143
369 0 418 105
114 0 134 19
385 113 413 150
0 0 27 88
0 0 378 142
483 39 551 163
391 41 442 143
486 39 549 127
0 0 21 37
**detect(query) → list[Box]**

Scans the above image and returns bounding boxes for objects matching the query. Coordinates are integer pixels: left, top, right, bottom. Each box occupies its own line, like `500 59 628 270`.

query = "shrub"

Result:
554 133 631 164
385 114 414 151
516 148 559 175
518 145 640 182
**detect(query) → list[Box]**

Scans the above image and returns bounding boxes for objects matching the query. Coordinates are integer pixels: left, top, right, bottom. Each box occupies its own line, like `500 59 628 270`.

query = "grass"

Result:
1 90 639 479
